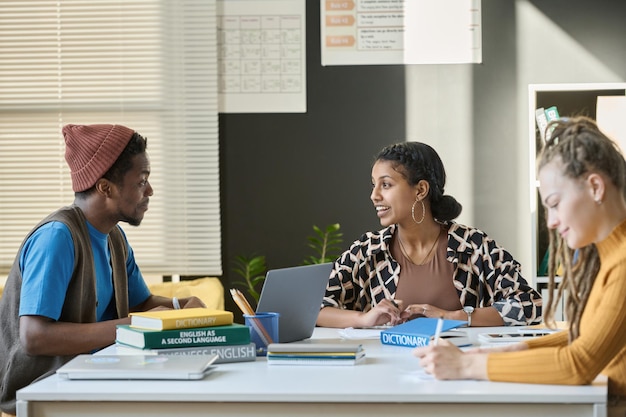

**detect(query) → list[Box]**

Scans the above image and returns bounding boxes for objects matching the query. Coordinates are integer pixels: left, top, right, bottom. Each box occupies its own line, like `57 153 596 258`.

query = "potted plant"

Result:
231 223 343 304
303 223 343 265
231 254 267 304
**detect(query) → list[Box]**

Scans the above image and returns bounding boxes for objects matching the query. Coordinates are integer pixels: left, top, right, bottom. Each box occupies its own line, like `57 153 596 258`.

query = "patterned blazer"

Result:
322 222 542 326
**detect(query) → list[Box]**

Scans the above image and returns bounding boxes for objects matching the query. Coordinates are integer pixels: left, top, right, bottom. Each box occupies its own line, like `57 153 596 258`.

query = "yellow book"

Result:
129 308 233 330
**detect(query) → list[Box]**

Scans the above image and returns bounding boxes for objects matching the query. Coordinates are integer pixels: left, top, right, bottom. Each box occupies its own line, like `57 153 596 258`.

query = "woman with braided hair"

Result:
317 141 542 329
414 117 626 415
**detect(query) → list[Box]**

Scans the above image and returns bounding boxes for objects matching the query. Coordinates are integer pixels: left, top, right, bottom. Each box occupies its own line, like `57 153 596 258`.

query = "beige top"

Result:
392 229 462 313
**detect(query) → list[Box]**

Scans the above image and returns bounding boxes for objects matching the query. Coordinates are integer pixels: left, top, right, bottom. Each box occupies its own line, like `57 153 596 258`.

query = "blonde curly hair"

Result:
538 116 626 340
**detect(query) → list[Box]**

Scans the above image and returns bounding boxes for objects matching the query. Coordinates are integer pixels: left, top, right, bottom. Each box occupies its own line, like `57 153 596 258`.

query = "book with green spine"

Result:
116 323 250 349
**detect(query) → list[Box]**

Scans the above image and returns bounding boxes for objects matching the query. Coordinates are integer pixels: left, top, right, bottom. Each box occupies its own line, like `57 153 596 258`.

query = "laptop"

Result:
56 353 218 380
256 262 333 343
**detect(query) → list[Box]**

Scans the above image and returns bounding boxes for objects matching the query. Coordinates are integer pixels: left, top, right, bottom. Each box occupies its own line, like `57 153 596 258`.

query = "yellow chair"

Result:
148 277 224 310
0 278 224 309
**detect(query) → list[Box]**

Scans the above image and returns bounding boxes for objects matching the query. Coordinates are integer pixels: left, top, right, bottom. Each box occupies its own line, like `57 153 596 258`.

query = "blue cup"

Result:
243 312 280 356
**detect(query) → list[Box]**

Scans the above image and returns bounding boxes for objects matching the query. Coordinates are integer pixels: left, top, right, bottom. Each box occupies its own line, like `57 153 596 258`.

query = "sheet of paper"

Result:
321 0 481 66
217 0 307 113
338 327 383 340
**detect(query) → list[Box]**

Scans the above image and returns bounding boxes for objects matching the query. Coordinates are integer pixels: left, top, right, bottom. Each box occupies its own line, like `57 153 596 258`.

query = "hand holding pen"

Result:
388 299 405 325
358 298 404 327
412 322 488 381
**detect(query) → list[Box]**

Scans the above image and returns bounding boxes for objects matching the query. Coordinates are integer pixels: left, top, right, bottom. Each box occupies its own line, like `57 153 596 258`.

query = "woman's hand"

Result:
401 303 453 321
401 305 504 327
413 338 488 380
356 299 404 327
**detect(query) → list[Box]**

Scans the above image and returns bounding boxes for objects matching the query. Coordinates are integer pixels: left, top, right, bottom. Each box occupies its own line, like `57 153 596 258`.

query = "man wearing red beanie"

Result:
0 124 205 416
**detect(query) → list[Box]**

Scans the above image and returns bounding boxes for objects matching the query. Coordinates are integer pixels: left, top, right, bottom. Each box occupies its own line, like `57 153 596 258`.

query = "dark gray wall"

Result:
219 2 406 317
473 0 519 239
219 0 626 319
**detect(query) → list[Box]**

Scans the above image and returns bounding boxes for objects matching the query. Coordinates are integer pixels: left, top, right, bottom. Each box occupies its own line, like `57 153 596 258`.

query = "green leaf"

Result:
303 223 343 265
230 254 267 303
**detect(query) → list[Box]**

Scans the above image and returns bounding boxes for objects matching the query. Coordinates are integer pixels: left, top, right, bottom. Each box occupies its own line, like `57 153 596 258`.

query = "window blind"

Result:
0 0 221 277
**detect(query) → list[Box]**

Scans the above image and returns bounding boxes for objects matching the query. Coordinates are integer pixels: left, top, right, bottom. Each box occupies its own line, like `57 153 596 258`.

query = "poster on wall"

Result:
597 96 626 153
321 0 482 66
217 0 307 113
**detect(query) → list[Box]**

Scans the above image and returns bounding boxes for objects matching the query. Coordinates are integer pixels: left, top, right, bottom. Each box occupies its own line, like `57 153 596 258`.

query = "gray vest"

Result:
0 205 130 414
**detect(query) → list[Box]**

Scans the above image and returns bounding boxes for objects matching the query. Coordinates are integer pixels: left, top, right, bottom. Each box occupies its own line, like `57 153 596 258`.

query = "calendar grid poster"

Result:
217 0 306 113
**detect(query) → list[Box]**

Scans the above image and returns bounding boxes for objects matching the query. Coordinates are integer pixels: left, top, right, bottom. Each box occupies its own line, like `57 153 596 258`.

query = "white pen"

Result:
433 316 444 346
172 297 181 310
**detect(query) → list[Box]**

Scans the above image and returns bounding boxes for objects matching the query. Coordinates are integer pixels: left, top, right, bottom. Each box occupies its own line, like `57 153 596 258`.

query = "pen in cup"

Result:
433 316 444 346
229 289 274 345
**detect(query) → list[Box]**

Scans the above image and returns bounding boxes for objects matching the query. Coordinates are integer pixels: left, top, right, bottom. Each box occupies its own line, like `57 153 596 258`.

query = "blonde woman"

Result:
414 117 626 416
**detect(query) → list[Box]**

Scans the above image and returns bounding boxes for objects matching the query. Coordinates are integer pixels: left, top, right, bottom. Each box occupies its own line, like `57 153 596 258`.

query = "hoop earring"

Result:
411 198 425 224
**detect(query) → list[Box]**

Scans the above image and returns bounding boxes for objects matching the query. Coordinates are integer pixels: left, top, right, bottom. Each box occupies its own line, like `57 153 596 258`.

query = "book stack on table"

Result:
115 308 256 364
266 342 365 366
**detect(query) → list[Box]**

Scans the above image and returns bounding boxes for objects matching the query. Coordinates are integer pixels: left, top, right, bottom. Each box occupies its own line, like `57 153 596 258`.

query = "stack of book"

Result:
266 343 365 366
535 105 560 142
116 307 257 364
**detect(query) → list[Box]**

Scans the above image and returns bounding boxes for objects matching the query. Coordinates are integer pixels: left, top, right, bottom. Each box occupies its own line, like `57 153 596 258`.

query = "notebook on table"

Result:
256 262 333 343
56 353 218 380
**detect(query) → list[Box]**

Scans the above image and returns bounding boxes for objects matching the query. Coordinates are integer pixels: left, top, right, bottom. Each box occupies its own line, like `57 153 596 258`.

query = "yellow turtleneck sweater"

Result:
487 219 626 395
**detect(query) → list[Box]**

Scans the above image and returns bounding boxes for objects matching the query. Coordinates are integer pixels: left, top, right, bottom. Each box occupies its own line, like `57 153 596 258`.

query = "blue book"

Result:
380 318 467 348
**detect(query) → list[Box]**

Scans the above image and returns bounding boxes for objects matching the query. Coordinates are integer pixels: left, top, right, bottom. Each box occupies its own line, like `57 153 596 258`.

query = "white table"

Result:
16 327 607 417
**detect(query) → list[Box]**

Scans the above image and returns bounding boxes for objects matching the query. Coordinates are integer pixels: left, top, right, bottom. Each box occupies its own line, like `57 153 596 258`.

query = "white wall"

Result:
405 66 474 228
514 0 623 280
405 0 625 285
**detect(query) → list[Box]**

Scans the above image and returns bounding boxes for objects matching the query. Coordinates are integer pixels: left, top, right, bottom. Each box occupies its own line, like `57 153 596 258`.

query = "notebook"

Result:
256 262 333 343
56 353 218 380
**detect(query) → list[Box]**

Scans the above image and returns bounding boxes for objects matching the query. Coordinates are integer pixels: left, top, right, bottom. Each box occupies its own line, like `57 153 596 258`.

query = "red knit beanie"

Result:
63 124 135 192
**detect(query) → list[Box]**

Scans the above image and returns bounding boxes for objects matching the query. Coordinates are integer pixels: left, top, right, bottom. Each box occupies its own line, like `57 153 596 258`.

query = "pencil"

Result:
230 289 272 346
229 289 274 345
229 289 254 314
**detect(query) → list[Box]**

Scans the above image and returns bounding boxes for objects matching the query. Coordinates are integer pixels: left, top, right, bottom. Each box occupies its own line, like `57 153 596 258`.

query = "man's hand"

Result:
177 296 206 309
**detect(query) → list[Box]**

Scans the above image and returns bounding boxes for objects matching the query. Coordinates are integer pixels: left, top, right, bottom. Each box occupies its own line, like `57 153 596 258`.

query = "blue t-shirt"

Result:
19 221 151 321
